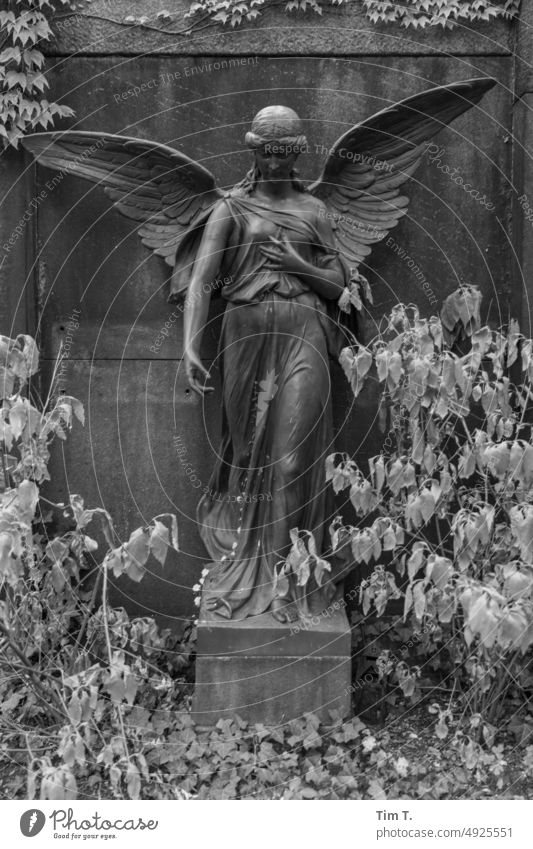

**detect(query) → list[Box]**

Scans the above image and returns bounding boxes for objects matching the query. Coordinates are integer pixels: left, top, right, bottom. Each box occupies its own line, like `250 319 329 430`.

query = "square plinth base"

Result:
191 607 352 726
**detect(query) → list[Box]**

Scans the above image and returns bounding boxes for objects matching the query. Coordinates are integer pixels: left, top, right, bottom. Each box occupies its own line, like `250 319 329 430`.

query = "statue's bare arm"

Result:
183 201 233 396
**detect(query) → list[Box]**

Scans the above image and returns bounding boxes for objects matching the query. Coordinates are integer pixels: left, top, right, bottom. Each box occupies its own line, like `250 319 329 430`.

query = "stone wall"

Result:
1 1 525 625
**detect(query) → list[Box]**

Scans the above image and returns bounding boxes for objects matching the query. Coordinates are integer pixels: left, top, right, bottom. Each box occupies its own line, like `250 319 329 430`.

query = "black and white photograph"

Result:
0 0 532 843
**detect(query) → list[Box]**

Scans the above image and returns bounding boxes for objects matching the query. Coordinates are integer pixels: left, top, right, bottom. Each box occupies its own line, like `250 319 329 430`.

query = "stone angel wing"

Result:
308 77 496 272
21 130 223 299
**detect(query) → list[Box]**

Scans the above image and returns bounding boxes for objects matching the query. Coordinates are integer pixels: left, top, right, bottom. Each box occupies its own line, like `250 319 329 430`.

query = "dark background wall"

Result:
1 0 527 628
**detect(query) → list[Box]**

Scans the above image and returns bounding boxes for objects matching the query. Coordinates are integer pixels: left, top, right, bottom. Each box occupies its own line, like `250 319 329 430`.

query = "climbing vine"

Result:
361 0 520 29
185 0 521 28
309 285 533 729
0 1 75 149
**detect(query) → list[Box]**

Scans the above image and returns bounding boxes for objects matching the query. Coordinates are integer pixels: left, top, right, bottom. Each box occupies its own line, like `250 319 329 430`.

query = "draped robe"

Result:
198 193 350 620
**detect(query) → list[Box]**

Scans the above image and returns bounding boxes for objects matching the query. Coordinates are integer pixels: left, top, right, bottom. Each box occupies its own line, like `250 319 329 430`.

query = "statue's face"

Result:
254 143 299 182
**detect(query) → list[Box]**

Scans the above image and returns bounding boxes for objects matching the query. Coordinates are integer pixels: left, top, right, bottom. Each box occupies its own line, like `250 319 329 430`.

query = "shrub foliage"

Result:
0 1 522 147
317 285 533 728
0 1 74 149
1 289 533 798
0 333 193 799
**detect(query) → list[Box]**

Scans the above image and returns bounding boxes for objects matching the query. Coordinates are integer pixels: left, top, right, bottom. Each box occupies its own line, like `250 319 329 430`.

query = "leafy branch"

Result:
0 1 521 148
0 1 76 149
293 285 533 727
361 0 520 29
184 0 520 29
0 330 195 800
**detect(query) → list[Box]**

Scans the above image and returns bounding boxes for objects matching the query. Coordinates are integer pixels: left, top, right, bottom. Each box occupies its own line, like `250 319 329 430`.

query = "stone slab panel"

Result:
41 357 222 626
31 53 513 621
46 1 513 57
192 655 351 725
38 55 512 360
197 607 351 657
193 607 351 724
0 148 37 338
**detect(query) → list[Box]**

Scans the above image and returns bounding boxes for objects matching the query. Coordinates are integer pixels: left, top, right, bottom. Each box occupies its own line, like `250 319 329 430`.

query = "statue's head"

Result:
244 106 307 188
245 105 307 153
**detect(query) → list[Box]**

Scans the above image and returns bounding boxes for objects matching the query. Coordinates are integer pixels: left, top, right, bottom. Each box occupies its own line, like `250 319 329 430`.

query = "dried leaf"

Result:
150 519 170 566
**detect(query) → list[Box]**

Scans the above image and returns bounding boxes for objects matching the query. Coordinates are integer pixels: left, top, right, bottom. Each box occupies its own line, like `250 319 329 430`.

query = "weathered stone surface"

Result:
512 6 533 340
40 53 512 359
197 604 351 656
41 357 222 625
511 95 533 339
0 149 37 337
515 1 533 96
32 53 513 621
46 0 513 57
192 607 351 724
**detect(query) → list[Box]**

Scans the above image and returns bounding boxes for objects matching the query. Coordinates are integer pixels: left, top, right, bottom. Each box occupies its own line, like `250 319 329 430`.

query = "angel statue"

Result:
22 77 495 624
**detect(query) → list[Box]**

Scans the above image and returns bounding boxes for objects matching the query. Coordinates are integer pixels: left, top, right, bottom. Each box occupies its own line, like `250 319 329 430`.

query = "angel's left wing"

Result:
22 131 223 298
308 78 496 271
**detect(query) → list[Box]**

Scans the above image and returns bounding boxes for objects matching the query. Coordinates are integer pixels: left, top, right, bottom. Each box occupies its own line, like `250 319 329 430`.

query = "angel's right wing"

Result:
22 131 223 297
308 78 496 271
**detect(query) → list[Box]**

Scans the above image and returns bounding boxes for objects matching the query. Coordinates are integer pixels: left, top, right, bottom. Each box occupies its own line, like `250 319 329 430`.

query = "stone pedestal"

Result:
192 605 352 726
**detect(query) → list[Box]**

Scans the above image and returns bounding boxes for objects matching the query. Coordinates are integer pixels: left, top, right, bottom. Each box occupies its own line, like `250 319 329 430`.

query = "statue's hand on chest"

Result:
259 233 310 278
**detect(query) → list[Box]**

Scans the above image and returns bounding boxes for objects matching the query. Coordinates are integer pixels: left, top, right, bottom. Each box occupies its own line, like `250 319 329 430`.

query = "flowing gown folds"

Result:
198 194 350 620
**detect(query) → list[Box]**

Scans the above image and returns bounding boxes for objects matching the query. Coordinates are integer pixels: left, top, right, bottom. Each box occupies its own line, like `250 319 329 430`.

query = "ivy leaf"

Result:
123 527 150 581
442 355 456 393
503 565 533 601
412 581 426 620
441 285 482 344
149 519 170 566
458 445 476 478
387 458 404 495
51 561 66 591
60 396 85 426
381 522 397 551
296 555 311 587
407 544 426 582
8 398 27 440
5 70 27 89
468 594 499 649
104 547 124 578
435 714 449 740
510 505 533 564
423 444 436 473
126 762 141 799
124 670 138 706
338 283 362 313
367 778 386 799
368 454 385 493
412 425 425 464
403 583 413 618
0 531 21 584
339 346 372 397
498 609 526 651
375 349 389 382
419 489 435 523
104 667 125 703
426 555 452 591
67 693 82 725
16 479 38 521
313 555 331 587
436 592 455 623
0 46 21 63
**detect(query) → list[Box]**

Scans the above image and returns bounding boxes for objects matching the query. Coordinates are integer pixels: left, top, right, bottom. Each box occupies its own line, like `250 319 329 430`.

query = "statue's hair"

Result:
234 106 308 194
245 105 307 152
245 132 308 153
233 162 306 195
